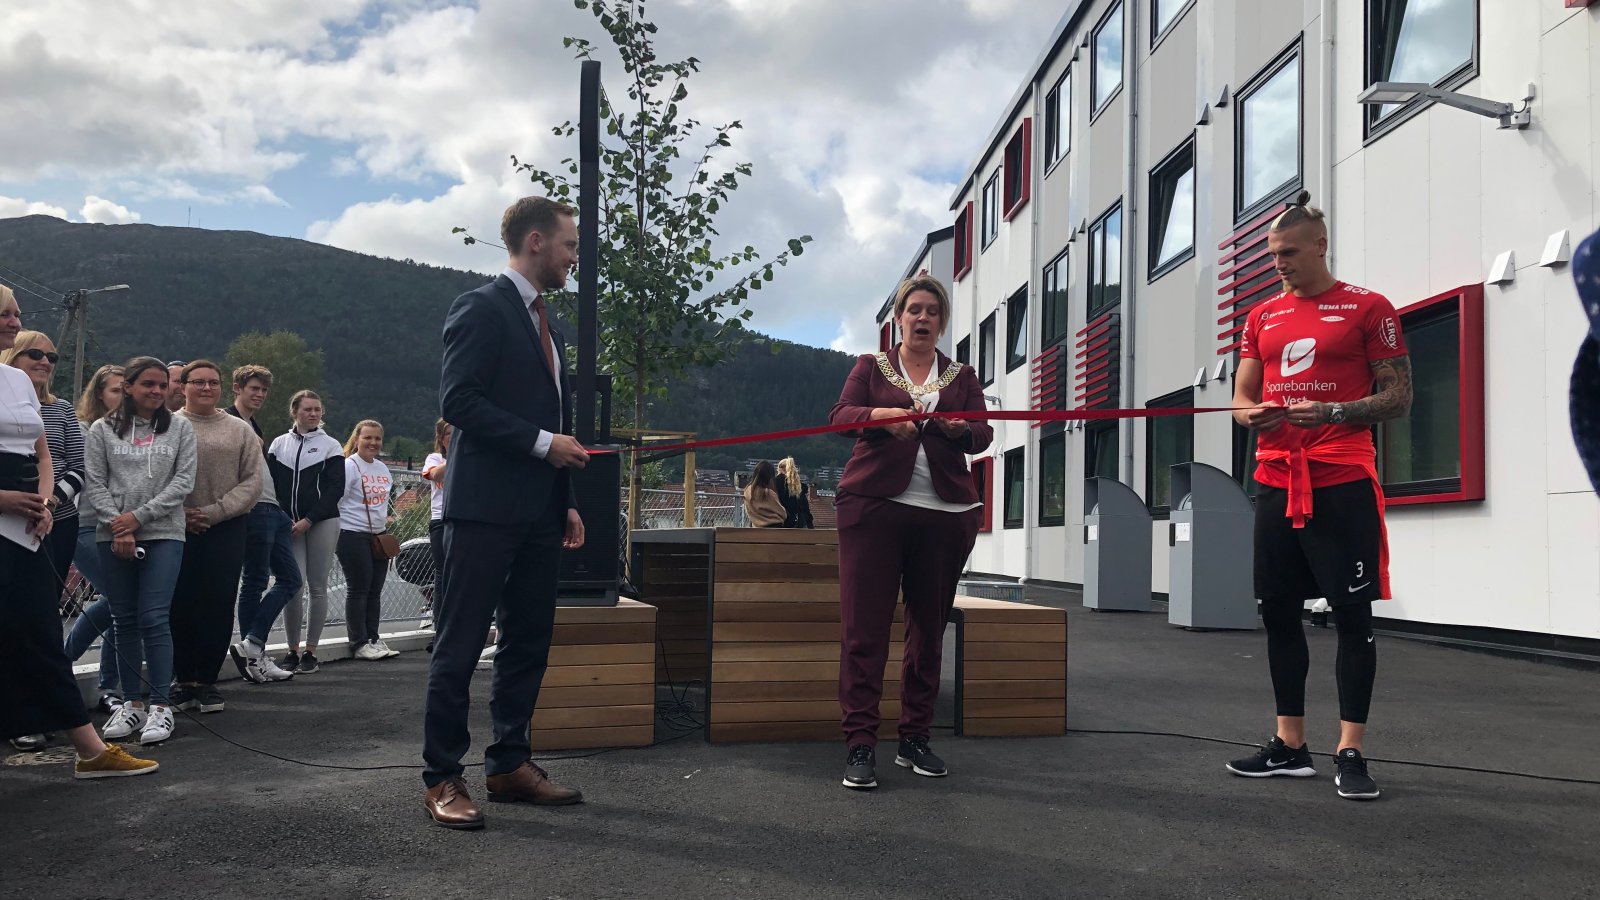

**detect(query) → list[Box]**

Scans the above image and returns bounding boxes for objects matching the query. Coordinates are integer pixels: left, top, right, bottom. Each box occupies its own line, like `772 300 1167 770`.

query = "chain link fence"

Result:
628 487 746 529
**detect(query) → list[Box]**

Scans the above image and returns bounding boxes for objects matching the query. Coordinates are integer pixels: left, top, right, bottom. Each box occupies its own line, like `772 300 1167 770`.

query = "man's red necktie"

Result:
531 295 559 384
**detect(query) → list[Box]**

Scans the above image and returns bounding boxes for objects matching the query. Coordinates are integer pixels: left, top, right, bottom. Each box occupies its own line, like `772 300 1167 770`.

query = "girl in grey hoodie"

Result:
84 357 197 746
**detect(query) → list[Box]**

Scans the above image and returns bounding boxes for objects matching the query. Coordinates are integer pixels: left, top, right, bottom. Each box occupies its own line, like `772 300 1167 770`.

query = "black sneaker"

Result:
1226 736 1316 777
170 684 201 712
9 733 49 751
296 652 320 674
843 745 877 790
94 692 124 716
894 735 948 777
1334 748 1382 800
196 684 225 714
279 651 300 673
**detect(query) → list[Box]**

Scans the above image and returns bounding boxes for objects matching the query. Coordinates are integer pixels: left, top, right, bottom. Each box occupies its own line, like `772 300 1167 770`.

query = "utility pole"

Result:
57 284 130 399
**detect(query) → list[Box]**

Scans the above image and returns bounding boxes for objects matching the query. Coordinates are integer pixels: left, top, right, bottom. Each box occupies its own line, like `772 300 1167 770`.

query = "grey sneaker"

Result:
296 652 320 674
196 685 225 714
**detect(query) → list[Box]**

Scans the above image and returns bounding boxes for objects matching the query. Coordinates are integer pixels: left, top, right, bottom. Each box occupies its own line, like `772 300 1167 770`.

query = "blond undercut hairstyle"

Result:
891 273 951 337
501 196 577 257
1269 189 1327 237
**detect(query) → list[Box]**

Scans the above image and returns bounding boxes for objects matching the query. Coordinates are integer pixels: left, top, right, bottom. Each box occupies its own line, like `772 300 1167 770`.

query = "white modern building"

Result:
880 0 1600 655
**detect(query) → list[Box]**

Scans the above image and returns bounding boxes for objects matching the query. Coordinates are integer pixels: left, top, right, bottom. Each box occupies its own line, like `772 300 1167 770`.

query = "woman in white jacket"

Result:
266 390 344 675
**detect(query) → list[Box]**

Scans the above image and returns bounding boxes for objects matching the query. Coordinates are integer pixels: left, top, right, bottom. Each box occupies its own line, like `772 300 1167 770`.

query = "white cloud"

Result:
0 0 1066 352
80 195 141 224
0 194 69 220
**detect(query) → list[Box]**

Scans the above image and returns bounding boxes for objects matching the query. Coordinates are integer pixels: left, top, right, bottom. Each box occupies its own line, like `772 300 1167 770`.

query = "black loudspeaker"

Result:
558 448 621 605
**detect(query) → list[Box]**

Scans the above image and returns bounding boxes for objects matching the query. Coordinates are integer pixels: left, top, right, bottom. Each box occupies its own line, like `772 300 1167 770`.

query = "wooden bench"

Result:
951 596 1067 737
529 599 657 750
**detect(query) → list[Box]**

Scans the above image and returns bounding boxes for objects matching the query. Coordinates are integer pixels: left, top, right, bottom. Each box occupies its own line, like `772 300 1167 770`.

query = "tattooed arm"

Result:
1288 356 1414 428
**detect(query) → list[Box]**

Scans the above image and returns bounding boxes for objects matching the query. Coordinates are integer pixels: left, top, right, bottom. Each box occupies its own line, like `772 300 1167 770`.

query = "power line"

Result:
0 273 60 306
0 262 59 297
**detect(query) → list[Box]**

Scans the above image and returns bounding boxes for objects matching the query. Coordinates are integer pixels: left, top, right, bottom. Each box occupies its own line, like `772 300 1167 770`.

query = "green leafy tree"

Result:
223 330 325 438
464 0 813 526
386 435 427 469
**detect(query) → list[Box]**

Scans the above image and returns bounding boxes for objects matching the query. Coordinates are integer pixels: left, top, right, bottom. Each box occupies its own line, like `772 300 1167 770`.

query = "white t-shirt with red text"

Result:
338 454 393 533
1240 281 1408 489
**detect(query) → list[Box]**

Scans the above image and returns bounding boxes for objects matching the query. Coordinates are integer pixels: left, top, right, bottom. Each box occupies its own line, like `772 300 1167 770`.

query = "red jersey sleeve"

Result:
1362 294 1408 361
1240 305 1264 360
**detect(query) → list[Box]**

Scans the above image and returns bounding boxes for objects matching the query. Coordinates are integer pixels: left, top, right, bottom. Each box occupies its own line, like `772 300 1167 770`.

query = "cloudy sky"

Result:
0 0 1062 352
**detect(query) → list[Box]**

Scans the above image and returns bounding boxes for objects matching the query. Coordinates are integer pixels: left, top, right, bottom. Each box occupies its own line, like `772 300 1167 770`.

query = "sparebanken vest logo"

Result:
1281 338 1317 377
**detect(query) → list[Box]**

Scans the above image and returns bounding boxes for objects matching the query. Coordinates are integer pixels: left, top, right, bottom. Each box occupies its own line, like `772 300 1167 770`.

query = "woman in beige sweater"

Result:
743 460 786 528
170 360 261 714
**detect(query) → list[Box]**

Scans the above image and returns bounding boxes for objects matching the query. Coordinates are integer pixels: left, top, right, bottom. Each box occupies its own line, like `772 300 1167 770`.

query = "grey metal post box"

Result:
1083 477 1152 611
1167 462 1257 630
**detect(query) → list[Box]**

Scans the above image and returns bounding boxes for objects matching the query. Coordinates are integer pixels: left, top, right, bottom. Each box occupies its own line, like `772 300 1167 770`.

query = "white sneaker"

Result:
256 654 295 681
231 640 269 684
375 639 400 658
102 705 148 740
139 705 175 744
354 641 386 661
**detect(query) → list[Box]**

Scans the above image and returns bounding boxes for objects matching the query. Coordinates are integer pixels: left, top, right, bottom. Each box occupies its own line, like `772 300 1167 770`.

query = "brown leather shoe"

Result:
424 777 485 829
484 762 583 806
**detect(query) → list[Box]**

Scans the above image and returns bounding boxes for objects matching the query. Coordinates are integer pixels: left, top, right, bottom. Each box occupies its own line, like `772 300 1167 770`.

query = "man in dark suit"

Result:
422 196 591 830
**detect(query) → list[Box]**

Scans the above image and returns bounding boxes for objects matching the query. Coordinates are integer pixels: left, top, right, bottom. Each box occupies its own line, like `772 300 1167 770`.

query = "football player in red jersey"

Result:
1225 192 1413 801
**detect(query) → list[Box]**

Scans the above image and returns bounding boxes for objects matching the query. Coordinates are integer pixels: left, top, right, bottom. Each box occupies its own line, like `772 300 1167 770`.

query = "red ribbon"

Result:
585 407 1240 456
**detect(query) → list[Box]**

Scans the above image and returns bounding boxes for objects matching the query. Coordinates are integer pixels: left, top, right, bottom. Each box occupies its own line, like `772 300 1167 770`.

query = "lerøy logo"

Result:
1380 316 1398 349
1281 338 1317 377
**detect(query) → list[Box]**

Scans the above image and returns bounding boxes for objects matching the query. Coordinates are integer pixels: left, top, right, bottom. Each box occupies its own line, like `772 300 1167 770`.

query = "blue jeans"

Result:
237 503 303 645
98 539 183 705
63 525 118 693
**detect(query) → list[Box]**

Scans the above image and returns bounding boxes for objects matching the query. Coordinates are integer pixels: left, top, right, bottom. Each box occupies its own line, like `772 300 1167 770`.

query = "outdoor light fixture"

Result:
1357 82 1534 130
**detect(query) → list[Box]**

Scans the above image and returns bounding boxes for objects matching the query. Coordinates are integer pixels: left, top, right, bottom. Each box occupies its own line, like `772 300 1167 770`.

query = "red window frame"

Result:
878 321 895 352
1382 283 1485 507
954 201 974 281
971 456 994 532
1003 118 1033 221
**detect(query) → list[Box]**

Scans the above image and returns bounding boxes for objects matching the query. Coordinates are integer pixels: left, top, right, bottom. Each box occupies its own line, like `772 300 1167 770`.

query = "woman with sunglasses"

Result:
0 287 159 777
2 332 87 751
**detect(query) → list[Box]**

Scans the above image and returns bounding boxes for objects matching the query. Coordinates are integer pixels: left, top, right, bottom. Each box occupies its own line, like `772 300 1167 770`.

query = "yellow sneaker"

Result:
73 744 160 779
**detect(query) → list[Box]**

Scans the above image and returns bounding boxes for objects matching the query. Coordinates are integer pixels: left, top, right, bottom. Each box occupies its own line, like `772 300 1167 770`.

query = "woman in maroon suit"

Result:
829 273 993 790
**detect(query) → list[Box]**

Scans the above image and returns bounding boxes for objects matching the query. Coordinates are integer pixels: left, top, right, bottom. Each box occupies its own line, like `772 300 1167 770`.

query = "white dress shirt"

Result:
502 267 563 460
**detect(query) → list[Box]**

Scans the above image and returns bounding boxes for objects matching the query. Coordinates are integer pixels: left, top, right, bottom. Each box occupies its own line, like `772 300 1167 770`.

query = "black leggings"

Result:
1261 597 1377 724
336 530 388 645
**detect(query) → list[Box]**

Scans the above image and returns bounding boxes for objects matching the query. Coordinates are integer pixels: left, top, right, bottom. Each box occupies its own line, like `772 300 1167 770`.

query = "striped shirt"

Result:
39 398 85 519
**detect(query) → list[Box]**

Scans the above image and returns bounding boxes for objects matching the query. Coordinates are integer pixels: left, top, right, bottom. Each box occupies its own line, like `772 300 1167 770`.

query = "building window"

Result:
1236 45 1301 218
1145 389 1195 515
1044 69 1071 171
1149 137 1196 278
1152 0 1191 44
1006 286 1028 372
1088 202 1123 318
954 201 973 280
878 321 893 352
979 313 997 385
1004 447 1026 529
972 457 994 532
1039 430 1066 526
981 171 1000 250
1041 247 1070 347
956 336 971 366
1002 119 1032 219
1085 421 1119 481
1366 0 1477 131
1092 2 1124 115
1377 285 1485 503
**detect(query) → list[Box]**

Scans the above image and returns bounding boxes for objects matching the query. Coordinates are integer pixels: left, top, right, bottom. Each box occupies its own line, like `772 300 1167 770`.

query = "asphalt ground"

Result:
4 596 1598 900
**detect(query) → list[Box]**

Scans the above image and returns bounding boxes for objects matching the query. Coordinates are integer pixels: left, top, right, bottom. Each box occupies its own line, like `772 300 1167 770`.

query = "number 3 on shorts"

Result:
1356 561 1364 578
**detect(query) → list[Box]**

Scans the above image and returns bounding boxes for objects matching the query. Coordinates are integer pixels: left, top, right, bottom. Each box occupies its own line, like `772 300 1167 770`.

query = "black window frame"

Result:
1003 447 1026 529
1087 201 1123 319
1085 420 1120 482
1005 286 1029 373
981 170 1001 250
1151 0 1195 49
956 335 971 366
1044 67 1072 173
1091 1 1125 120
1038 429 1067 527
1148 135 1196 281
978 313 997 386
1003 126 1028 214
1041 246 1071 347
1363 0 1480 142
1144 388 1195 518
1234 40 1304 223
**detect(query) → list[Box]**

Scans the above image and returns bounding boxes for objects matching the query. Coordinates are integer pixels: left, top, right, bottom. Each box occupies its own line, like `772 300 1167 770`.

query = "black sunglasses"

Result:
19 348 59 364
